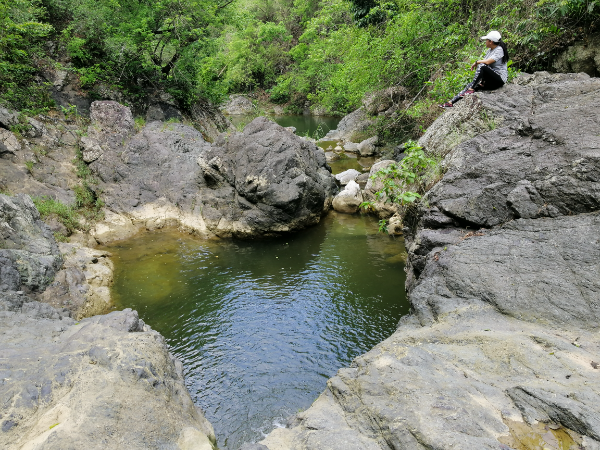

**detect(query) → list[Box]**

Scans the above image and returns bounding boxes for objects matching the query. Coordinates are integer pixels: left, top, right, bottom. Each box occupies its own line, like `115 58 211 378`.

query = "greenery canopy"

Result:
1 0 598 126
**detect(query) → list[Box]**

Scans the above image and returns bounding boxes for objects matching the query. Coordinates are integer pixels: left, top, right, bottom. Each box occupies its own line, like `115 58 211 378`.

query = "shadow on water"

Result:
104 212 409 449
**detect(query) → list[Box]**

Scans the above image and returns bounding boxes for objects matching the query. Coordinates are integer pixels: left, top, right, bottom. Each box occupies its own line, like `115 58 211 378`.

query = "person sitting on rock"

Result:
439 31 509 108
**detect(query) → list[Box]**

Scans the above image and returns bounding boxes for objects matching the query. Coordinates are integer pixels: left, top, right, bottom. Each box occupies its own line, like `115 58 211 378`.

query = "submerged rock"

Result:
261 72 600 449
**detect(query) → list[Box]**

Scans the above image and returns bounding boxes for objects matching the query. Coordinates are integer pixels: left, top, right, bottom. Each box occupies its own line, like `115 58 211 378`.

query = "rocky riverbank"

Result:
0 95 337 448
260 72 600 449
0 194 216 449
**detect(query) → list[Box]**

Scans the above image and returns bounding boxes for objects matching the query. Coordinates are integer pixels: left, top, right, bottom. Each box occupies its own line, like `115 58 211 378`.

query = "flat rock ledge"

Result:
261 73 600 449
0 196 215 449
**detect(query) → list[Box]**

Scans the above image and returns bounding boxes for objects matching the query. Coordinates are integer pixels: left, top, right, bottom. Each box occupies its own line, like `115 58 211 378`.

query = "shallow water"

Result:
106 212 408 449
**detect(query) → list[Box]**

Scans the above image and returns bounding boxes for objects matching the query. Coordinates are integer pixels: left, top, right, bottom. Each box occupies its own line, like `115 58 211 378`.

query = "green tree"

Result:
0 0 53 109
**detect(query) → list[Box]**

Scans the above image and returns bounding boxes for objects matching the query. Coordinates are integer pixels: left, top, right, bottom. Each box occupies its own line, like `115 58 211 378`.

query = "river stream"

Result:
105 116 408 449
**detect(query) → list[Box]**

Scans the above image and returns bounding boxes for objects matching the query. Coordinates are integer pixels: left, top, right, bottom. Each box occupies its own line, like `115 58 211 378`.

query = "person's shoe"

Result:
463 88 476 95
439 102 453 108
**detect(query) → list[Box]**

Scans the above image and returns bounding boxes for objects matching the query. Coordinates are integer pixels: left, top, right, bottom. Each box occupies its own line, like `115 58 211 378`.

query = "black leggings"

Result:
452 65 505 104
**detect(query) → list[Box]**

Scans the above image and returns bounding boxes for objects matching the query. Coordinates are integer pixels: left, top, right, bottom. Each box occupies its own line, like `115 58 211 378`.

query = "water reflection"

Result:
105 212 408 449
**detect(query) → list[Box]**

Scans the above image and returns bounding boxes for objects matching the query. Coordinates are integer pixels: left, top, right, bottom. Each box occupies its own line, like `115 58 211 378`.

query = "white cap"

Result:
481 31 501 42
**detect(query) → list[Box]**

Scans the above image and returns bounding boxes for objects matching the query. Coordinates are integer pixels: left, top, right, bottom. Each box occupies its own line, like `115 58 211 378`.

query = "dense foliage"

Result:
1 0 598 132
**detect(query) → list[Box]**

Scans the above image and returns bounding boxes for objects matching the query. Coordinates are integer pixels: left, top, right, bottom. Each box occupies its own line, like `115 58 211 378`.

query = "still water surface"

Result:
106 213 408 449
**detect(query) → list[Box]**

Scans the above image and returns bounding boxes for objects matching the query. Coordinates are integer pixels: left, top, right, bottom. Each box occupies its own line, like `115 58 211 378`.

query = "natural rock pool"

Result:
104 212 408 449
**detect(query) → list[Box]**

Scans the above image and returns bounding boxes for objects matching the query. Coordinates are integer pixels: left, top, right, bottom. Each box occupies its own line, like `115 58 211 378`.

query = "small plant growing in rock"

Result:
32 145 47 159
361 140 434 209
60 104 79 122
33 196 80 233
73 148 93 181
53 232 69 242
134 117 146 131
25 160 35 174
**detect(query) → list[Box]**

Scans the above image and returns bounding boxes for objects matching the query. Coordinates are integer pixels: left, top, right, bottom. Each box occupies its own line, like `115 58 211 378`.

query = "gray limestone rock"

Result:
332 180 363 214
0 304 216 450
220 94 255 115
319 108 375 143
0 107 19 129
79 136 103 163
86 103 335 241
357 136 378 156
0 129 20 155
335 169 361 186
198 117 337 237
190 99 233 141
421 72 600 227
261 72 600 449
0 193 62 293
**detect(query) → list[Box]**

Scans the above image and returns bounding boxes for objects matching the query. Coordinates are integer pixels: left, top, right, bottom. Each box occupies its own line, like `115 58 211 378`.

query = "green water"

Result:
106 212 408 449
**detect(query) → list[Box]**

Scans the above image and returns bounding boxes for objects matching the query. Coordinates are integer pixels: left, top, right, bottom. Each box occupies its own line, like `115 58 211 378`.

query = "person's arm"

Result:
477 57 496 65
471 48 502 69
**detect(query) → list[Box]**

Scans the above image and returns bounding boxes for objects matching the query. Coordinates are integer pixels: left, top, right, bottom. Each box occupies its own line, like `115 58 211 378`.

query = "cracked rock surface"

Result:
0 195 215 449
261 72 600 449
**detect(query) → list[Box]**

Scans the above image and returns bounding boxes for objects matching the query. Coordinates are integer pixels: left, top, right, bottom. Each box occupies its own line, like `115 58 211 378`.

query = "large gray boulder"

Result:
86 101 212 243
319 107 375 143
0 301 215 450
198 117 337 237
332 180 363 214
86 103 336 242
261 72 600 449
220 94 255 115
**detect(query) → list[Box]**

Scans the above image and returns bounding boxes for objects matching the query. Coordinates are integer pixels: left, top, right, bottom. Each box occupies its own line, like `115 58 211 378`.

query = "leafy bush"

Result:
0 0 54 109
367 140 435 207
